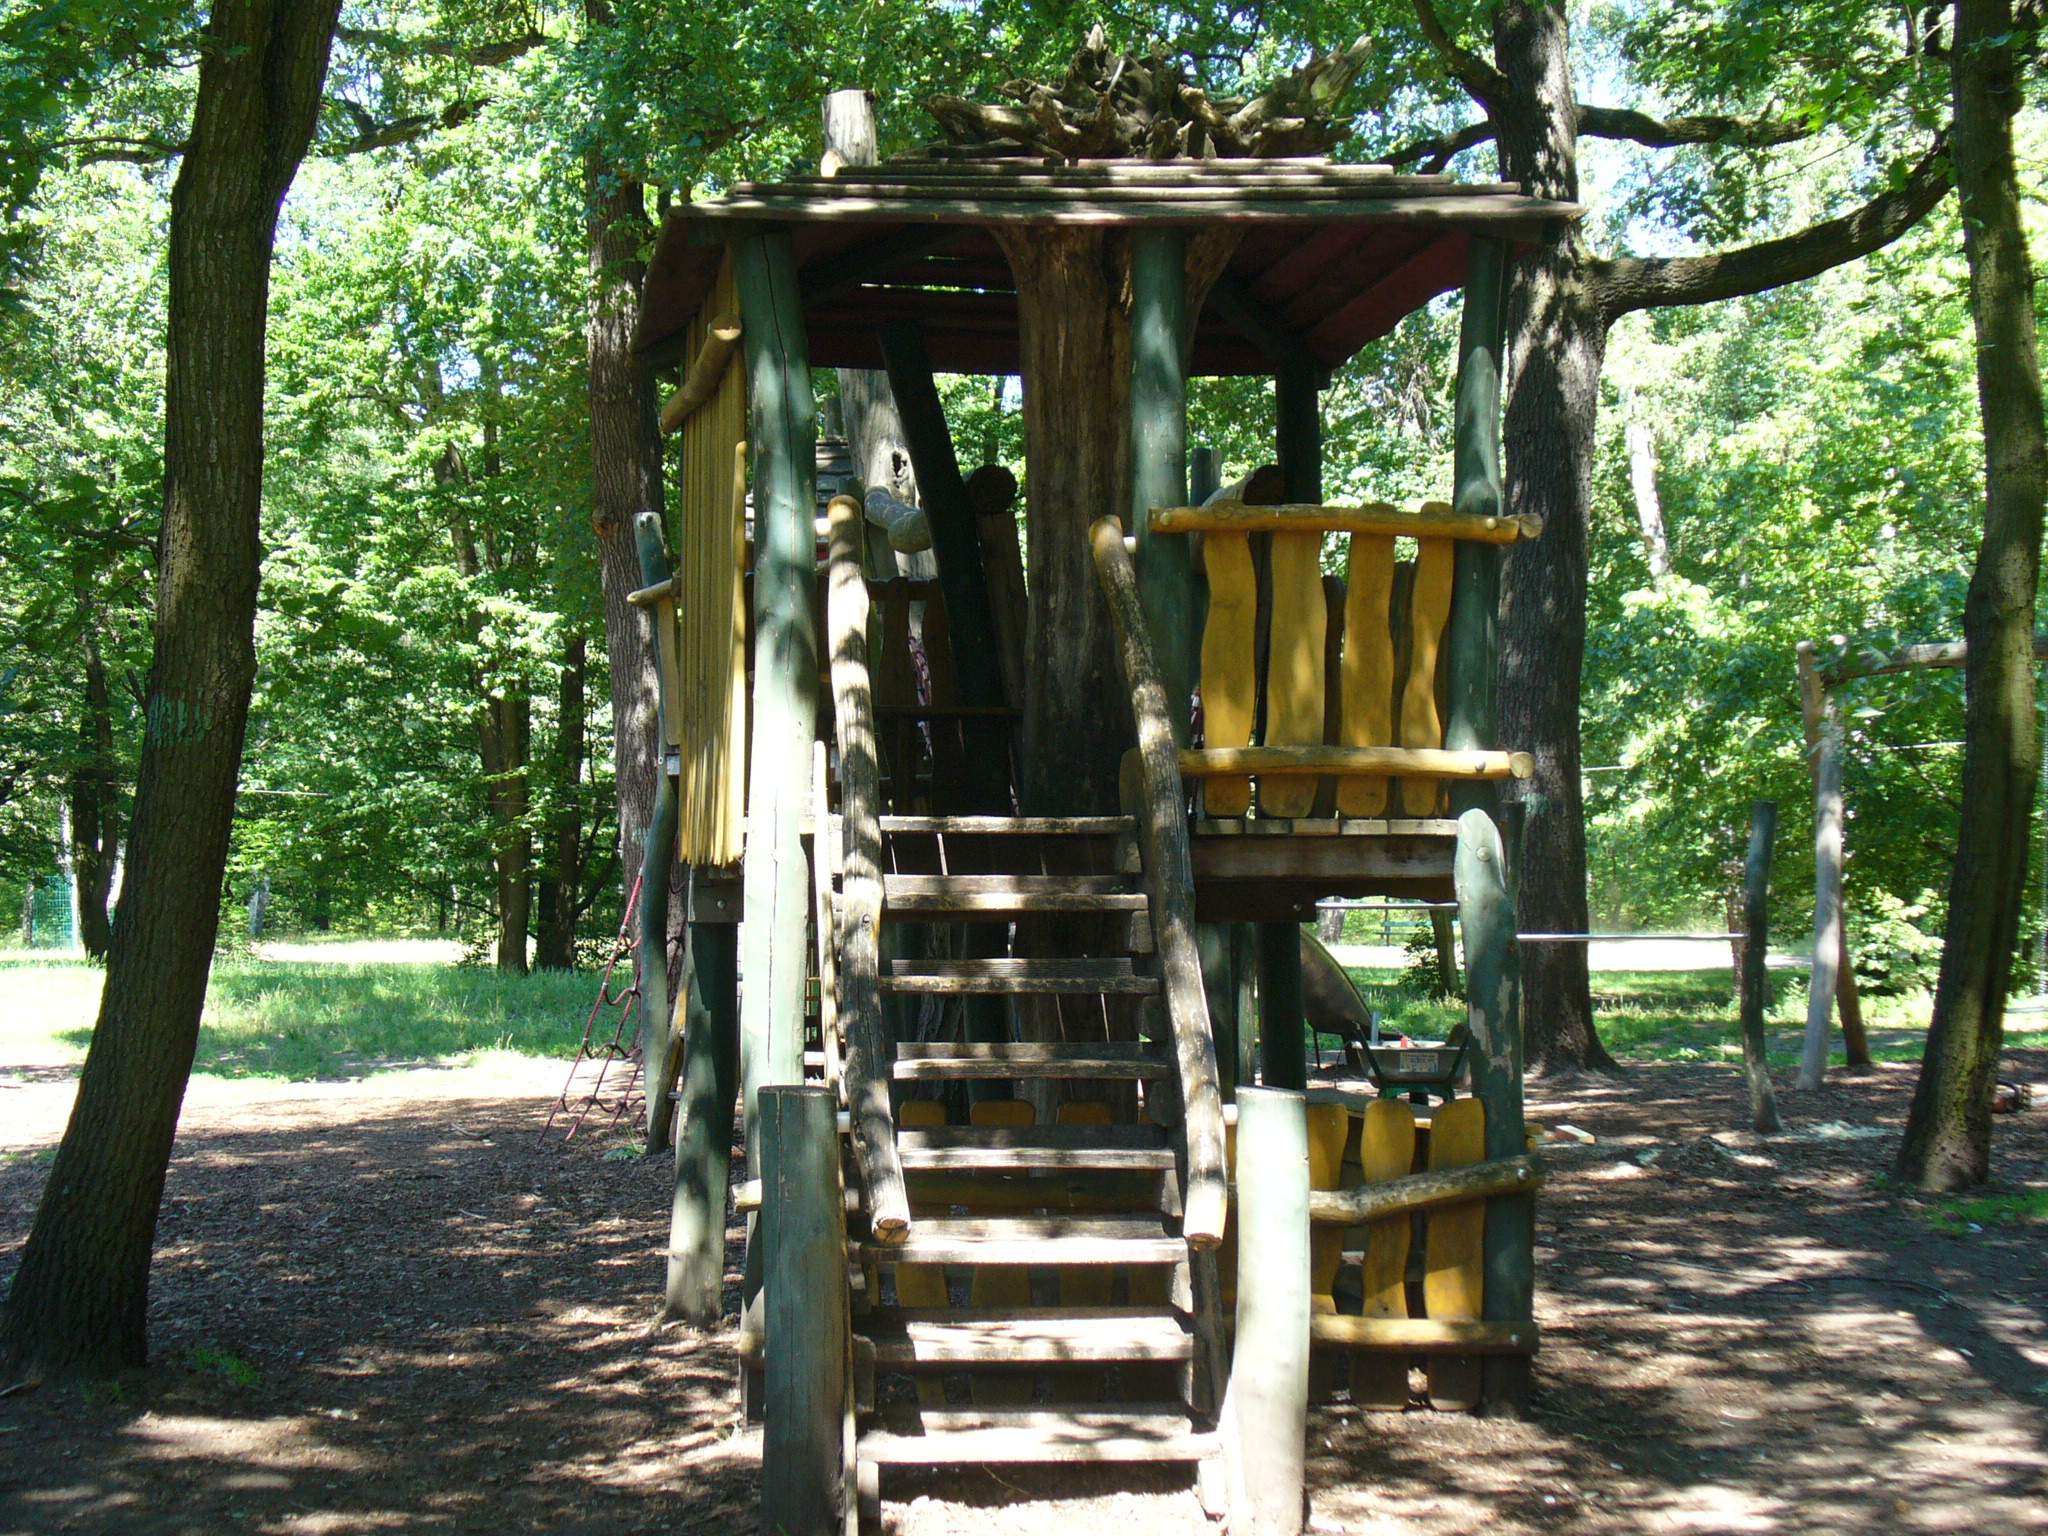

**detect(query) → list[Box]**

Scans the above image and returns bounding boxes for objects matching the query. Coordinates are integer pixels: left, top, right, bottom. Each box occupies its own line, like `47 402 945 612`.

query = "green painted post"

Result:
759 1085 847 1536
1227 1087 1308 1536
1443 236 1508 807
1198 922 1238 1099
665 920 740 1325
1274 360 1322 505
1131 229 1197 743
1454 808 1532 1419
1257 922 1306 1090
733 229 819 1174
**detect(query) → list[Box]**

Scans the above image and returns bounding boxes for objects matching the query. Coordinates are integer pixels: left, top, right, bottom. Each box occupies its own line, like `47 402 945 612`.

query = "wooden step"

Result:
880 815 1136 836
860 1217 1185 1267
892 1041 1169 1081
882 874 1147 914
859 1407 1215 1465
896 1126 1176 1173
861 1307 1192 1367
883 957 1158 995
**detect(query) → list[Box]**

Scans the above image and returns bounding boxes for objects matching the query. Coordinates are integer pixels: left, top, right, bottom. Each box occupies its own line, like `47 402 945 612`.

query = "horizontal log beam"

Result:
1308 1317 1539 1355
1821 632 2048 683
1306 1151 1544 1225
1151 500 1540 542
657 315 742 436
1178 746 1534 780
680 193 1584 230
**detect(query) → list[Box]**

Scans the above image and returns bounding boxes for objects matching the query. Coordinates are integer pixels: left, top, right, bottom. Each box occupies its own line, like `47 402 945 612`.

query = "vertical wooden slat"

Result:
1398 533 1455 816
1199 532 1258 816
735 228 820 1171
1422 1096 1486 1411
1261 531 1327 818
1349 1098 1416 1410
1338 532 1396 815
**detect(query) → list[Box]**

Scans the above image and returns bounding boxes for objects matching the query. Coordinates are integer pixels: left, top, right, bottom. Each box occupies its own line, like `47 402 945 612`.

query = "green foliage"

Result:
1916 1187 2048 1235
186 1344 261 1387
1848 889 1944 998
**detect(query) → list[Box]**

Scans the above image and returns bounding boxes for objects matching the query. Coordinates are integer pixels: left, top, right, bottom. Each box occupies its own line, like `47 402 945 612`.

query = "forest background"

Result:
0 0 2041 1007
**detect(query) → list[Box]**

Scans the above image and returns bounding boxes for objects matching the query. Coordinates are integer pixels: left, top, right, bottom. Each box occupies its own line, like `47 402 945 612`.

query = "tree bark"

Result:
1897 0 2045 1191
1490 0 1618 1076
1625 417 1670 578
581 4 665 1003
991 226 1134 814
478 685 532 974
534 634 587 970
68 613 121 960
0 0 340 1381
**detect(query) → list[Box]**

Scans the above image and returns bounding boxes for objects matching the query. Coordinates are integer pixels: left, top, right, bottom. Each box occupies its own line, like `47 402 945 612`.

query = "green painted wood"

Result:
1453 806 1533 1419
734 229 820 1176
1443 238 1508 820
1274 360 1322 505
1740 802 1784 1135
665 920 739 1324
759 1085 847 1536
1131 229 1197 745
1197 922 1238 1099
1227 1087 1308 1536
1257 921 1306 1090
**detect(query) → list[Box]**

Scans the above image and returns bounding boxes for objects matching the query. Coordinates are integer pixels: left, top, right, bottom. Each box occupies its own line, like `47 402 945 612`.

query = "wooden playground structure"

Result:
620 74 1577 1535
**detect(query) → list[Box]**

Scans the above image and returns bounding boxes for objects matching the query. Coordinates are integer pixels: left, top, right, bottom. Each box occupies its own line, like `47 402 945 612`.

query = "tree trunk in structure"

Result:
0 0 340 1381
582 1 666 993
1491 0 1618 1076
534 635 588 971
1897 0 2046 1190
992 227 1134 814
68 618 121 961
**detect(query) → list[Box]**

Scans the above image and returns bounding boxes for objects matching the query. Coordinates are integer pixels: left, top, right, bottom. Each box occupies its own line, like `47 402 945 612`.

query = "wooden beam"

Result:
678 192 1587 228
657 315 742 435
1822 632 2048 683
1175 745 1534 778
1089 517 1230 1248
1152 500 1540 541
1228 1088 1308 1536
1306 1150 1543 1224
1204 271 1318 371
797 226 963 306
664 919 739 1324
1310 1317 1539 1354
1258 922 1306 1090
825 494 912 1243
734 228 819 1173
1275 361 1322 506
1130 228 1197 745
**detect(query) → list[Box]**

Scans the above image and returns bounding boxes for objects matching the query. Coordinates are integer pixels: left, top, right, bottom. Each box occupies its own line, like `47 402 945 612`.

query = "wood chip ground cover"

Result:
2 1043 2043 1534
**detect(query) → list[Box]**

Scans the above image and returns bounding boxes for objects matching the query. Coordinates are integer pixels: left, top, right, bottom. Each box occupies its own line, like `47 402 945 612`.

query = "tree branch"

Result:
1579 103 1818 150
1385 118 1496 171
55 135 186 166
335 27 547 67
320 98 485 157
1596 134 1952 321
1411 0 1509 111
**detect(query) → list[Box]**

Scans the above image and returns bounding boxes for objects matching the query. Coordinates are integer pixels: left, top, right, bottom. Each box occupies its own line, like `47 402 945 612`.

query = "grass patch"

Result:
4 952 599 1082
187 1344 261 1387
1918 1187 2048 1234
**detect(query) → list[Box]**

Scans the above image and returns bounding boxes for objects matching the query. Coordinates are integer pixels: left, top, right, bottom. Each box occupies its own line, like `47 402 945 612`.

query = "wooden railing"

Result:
1089 517 1229 1249
823 494 911 1242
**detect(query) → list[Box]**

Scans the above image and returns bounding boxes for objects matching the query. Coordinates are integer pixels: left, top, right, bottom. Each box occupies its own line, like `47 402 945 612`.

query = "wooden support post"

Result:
825 494 912 1241
1198 922 1238 1099
635 512 682 1152
1798 647 1844 1092
1191 446 1222 505
1226 1087 1308 1536
735 229 819 1171
1274 360 1322 505
1257 922 1306 1090
1795 642 1871 1073
1443 237 1507 818
666 918 740 1323
758 1085 847 1536
1739 802 1784 1135
1454 807 1532 1419
1131 229 1197 743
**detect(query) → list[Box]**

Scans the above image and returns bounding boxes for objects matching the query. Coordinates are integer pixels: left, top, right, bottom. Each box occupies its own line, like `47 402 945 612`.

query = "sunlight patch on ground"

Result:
123 1412 364 1471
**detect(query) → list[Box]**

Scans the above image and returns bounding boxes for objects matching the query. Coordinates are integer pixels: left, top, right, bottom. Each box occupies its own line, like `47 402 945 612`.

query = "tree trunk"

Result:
535 635 587 970
1625 416 1671 578
479 685 532 974
1491 0 1617 1076
68 620 120 960
991 226 1134 814
1896 0 2046 1191
0 0 339 1381
581 9 665 1005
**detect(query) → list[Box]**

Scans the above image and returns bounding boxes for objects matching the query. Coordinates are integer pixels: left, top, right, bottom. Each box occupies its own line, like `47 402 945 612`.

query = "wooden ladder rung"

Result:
882 874 1147 913
892 1041 1169 1080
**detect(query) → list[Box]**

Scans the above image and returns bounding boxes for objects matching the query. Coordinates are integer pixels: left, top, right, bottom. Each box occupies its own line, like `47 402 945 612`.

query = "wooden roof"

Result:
634 157 1582 377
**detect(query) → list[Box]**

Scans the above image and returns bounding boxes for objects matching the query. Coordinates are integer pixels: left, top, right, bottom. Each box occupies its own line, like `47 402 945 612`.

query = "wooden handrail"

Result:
1306 1151 1544 1225
824 494 910 1242
1150 499 1542 542
1089 516 1229 1250
659 314 743 436
1176 745 1533 779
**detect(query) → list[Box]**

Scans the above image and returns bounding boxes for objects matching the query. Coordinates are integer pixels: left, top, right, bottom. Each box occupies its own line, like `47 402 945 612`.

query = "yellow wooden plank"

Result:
1338 533 1396 816
1261 530 1327 818
1423 1095 1486 1411
1350 1098 1416 1410
1307 1104 1349 1315
1199 532 1257 817
1399 536 1455 818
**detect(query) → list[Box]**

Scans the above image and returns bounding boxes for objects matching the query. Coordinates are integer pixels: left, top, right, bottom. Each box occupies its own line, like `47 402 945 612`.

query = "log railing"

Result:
1089 516 1230 1248
824 494 911 1242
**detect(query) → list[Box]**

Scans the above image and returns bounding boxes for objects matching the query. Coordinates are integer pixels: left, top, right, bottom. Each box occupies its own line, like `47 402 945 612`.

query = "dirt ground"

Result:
2 1053 2044 1536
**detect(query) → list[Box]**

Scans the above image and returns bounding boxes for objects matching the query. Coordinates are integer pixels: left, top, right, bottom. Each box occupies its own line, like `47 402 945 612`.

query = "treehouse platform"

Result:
620 77 1578 1536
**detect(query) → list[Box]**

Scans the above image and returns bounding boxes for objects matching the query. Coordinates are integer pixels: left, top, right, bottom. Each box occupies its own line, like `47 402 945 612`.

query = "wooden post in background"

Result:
758 1085 847 1536
734 228 819 1171
1227 1087 1308 1536
1131 229 1196 742
1795 641 1871 1069
665 915 739 1323
1443 237 1506 805
1798 644 1845 1092
1739 802 1783 1134
634 511 681 1151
